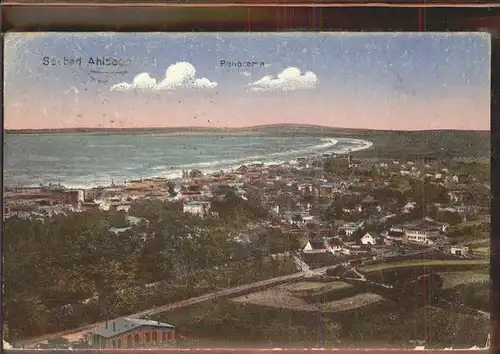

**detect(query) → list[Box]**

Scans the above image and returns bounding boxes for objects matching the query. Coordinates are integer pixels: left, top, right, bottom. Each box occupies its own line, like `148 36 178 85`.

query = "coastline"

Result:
5 137 374 191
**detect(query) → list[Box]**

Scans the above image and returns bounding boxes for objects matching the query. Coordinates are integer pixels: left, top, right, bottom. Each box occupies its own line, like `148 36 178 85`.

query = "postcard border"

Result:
1 2 498 353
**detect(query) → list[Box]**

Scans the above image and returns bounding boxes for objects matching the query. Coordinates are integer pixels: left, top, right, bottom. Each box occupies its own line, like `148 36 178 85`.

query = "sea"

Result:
4 134 373 189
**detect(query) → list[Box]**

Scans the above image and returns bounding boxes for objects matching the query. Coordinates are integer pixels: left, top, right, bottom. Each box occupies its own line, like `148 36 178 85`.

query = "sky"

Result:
4 32 491 131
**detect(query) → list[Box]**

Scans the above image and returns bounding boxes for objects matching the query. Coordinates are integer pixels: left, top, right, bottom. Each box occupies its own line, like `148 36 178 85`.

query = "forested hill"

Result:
347 129 490 160
252 125 490 160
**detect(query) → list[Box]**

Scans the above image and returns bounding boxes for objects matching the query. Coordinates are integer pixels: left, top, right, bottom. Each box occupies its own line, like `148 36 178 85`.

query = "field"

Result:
464 238 489 248
439 272 490 289
231 288 317 311
151 274 489 348
231 281 381 313
358 259 489 273
281 281 329 292
458 220 484 227
317 281 354 292
320 293 385 312
156 294 396 347
452 157 490 164
282 281 353 294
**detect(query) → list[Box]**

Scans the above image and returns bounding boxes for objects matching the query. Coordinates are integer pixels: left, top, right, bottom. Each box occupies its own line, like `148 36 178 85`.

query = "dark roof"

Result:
364 232 380 239
404 224 440 232
330 238 343 246
361 196 377 204
309 240 327 249
89 318 175 338
390 224 404 229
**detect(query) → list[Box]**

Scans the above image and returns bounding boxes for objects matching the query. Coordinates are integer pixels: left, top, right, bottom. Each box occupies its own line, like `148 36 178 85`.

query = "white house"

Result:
327 238 344 253
385 228 405 245
402 202 417 214
379 213 397 223
283 212 316 225
361 232 378 246
96 200 111 211
422 217 449 232
343 206 362 214
404 225 440 245
297 183 314 194
450 246 469 256
116 204 131 212
339 221 364 236
438 206 457 213
183 201 212 217
453 205 470 214
302 215 316 223
340 247 351 255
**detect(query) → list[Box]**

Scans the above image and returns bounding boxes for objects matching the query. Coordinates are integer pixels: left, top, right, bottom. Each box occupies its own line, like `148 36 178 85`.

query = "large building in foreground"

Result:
86 318 176 348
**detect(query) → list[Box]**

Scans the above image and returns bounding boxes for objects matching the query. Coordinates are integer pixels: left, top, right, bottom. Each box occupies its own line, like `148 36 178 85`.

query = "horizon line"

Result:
4 124 491 133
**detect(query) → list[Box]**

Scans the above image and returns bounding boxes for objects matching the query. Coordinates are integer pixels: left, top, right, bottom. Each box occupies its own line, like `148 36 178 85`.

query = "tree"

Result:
3 195 290 341
408 180 448 206
189 169 203 178
292 214 303 224
436 211 463 225
167 181 177 198
109 211 129 228
5 294 51 338
47 336 69 346
323 157 349 174
326 265 348 277
397 273 443 302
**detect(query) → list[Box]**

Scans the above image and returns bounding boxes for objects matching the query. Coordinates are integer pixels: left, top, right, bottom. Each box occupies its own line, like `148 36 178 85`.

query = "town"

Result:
3 149 490 349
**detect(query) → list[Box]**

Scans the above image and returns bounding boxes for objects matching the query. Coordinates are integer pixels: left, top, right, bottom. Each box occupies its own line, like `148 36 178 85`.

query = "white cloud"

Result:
110 62 217 92
64 86 79 95
241 71 251 77
249 67 318 92
64 86 79 104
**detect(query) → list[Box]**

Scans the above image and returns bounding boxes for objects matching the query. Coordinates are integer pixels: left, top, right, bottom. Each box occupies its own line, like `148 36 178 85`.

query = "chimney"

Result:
105 321 108 329
113 322 116 331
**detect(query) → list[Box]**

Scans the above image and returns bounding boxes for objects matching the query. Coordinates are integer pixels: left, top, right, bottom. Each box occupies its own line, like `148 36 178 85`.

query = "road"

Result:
292 254 314 276
15 266 330 348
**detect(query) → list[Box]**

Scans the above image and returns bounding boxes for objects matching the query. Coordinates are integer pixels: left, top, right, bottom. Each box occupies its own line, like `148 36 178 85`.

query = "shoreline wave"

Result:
6 137 373 190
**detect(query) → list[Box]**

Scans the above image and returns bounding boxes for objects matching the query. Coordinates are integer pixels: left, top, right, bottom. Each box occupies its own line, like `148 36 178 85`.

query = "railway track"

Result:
15 270 313 348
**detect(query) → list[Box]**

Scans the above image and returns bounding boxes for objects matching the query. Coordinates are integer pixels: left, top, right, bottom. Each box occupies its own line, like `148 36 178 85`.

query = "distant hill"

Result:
245 124 490 160
5 124 490 159
342 129 490 160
